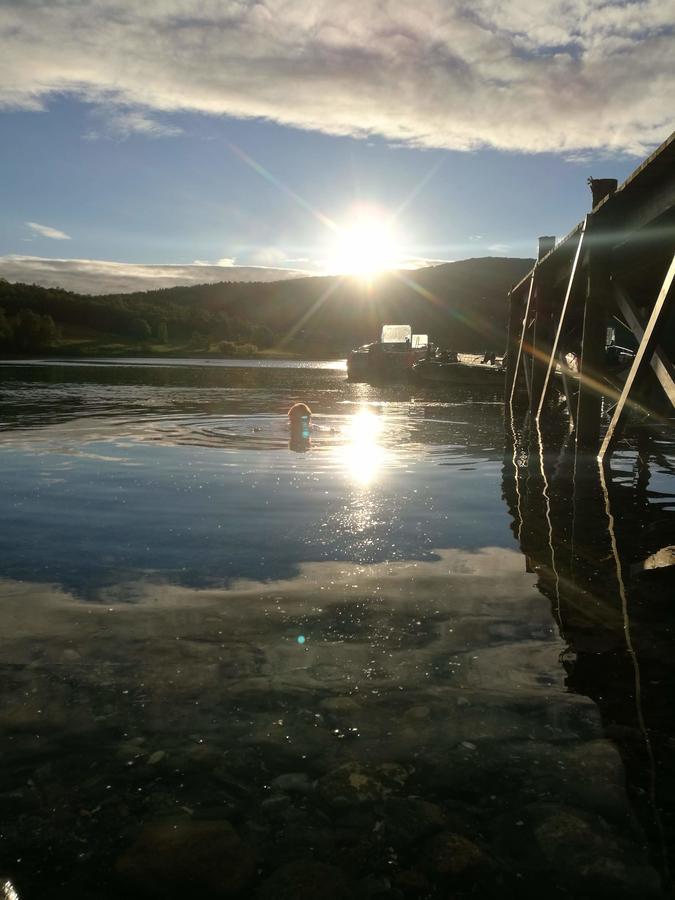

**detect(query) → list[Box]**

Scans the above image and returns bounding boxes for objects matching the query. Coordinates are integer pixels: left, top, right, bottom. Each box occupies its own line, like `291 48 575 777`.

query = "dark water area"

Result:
0 358 673 899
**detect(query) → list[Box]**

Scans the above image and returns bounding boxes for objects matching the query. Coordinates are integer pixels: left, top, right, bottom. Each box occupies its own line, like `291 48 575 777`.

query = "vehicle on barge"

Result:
347 325 428 382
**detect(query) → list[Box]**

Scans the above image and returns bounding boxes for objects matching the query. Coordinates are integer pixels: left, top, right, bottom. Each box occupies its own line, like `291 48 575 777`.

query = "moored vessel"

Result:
347 325 428 382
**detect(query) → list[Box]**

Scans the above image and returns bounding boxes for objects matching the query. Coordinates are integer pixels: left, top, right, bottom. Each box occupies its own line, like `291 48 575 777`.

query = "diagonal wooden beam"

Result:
535 219 587 421
613 281 675 407
509 270 536 410
599 252 675 461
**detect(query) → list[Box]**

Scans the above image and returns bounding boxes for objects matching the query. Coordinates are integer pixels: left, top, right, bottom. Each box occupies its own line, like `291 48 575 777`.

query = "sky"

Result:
0 0 673 294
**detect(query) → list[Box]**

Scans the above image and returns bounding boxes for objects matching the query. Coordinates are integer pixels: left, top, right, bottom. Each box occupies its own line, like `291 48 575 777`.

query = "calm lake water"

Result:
0 358 674 899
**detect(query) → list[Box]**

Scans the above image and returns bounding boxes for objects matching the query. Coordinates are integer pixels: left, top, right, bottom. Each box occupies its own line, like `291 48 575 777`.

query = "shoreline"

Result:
0 347 346 363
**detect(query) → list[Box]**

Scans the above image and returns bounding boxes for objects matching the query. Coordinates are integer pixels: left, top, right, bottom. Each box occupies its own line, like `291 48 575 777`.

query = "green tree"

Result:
131 317 152 340
0 307 14 347
156 320 169 344
13 309 59 350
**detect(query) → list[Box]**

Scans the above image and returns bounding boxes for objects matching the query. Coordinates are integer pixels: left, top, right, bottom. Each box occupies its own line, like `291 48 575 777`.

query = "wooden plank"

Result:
508 271 536 409
599 253 675 460
613 282 675 407
536 219 587 421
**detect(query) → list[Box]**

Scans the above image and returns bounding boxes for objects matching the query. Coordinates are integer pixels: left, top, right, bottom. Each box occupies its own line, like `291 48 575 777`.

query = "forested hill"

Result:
0 257 534 355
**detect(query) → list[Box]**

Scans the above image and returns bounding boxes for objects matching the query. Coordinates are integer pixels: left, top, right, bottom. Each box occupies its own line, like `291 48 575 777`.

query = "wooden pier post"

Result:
535 222 586 424
529 239 557 415
506 271 536 413
575 221 611 452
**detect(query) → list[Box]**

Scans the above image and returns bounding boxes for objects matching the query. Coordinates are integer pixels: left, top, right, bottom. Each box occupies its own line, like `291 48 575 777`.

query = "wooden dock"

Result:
505 131 675 460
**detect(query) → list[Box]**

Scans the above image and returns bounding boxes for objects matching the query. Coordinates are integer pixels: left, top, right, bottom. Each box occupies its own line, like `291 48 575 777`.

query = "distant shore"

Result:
0 342 346 362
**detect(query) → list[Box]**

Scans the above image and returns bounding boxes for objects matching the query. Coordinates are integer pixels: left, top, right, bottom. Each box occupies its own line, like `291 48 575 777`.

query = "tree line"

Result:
0 256 535 355
0 279 276 351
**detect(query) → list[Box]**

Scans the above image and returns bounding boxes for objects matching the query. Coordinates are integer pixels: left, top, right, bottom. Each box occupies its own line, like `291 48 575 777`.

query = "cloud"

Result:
25 221 71 240
84 108 183 140
0 255 306 295
0 1 672 155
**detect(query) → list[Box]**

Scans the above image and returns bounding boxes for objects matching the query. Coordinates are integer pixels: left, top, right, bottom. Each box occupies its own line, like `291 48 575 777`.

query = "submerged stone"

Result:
271 772 315 794
115 819 256 897
320 697 360 714
256 860 358 900
422 831 486 878
380 797 446 848
318 763 409 807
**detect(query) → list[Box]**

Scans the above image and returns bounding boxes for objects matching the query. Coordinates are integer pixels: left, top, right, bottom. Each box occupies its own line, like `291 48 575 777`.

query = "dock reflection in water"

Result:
0 360 673 899
503 417 675 895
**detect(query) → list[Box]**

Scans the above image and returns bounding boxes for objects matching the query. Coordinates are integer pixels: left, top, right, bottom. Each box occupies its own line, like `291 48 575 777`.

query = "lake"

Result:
0 358 674 899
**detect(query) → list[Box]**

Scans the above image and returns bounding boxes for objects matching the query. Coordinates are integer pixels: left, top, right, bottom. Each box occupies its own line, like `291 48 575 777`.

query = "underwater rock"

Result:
256 860 359 900
320 696 360 714
115 819 256 897
271 772 315 794
403 705 431 720
380 797 446 848
261 794 292 815
535 808 616 865
561 740 628 817
318 763 409 808
533 807 662 894
422 831 486 878
393 868 432 896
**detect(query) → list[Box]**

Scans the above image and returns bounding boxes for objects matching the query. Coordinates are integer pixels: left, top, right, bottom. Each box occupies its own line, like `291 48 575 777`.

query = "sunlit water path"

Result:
0 359 673 899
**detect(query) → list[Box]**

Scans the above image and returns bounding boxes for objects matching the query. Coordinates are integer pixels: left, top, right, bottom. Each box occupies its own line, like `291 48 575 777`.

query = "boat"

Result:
347 325 428 382
412 356 506 386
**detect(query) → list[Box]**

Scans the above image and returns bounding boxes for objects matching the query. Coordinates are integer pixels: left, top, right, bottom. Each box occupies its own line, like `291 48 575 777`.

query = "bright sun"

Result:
325 212 401 277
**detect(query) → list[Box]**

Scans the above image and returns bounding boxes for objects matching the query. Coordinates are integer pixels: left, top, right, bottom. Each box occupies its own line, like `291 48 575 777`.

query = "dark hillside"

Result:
0 257 534 354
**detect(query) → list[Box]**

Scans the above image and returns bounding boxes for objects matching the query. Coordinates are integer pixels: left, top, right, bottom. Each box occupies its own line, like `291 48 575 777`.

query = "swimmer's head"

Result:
288 402 312 424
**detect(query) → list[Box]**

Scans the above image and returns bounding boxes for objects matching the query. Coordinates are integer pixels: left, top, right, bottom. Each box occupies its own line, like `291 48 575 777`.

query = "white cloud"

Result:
26 221 71 240
0 255 306 295
84 108 183 140
397 256 454 268
0 1 672 155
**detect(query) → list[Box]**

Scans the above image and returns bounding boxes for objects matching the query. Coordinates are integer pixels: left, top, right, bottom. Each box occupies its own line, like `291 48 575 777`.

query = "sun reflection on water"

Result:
339 408 387 487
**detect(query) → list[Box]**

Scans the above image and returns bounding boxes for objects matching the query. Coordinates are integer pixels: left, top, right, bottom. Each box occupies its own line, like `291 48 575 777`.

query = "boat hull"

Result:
412 360 505 386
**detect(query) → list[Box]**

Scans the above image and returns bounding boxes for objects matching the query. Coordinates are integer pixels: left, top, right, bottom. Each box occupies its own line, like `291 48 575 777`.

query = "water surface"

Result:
0 359 673 899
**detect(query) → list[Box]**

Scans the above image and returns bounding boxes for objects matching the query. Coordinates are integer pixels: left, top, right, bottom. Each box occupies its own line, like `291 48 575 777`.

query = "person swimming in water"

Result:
288 402 312 452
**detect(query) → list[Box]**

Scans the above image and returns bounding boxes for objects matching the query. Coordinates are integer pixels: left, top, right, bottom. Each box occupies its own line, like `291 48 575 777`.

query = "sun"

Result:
325 211 402 277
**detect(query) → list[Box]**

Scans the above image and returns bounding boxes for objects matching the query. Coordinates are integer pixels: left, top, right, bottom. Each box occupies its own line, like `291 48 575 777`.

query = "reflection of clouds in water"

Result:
0 547 564 699
1 548 658 897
